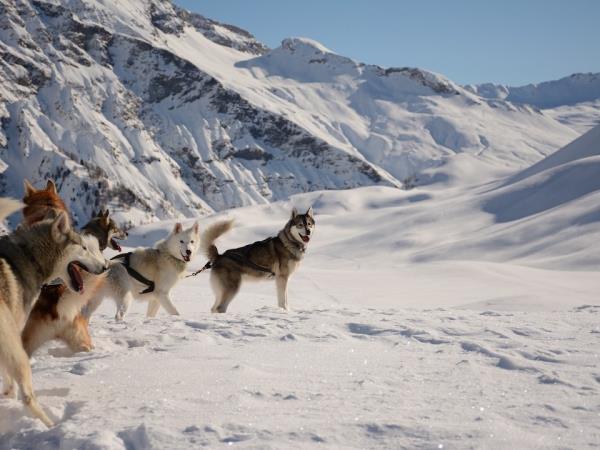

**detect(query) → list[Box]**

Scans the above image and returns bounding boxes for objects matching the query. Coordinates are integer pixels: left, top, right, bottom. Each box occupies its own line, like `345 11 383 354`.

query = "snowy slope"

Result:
1 173 599 448
2 124 600 446
544 99 600 134
0 0 582 227
467 74 600 134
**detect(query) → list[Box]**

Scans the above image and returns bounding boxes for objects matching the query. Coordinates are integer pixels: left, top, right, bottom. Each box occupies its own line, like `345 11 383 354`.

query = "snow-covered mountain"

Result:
0 0 584 226
466 72 600 108
466 73 600 133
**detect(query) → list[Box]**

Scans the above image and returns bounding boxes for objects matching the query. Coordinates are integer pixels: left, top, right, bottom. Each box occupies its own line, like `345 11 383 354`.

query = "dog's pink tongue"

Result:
68 263 84 293
301 235 310 243
111 239 122 252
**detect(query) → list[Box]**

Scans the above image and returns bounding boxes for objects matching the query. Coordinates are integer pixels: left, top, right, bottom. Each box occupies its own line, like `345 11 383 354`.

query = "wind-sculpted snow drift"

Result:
0 0 583 226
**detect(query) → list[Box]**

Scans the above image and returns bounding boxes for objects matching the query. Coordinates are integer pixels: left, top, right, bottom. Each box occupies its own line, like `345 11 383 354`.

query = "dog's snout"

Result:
186 249 192 256
306 229 311 236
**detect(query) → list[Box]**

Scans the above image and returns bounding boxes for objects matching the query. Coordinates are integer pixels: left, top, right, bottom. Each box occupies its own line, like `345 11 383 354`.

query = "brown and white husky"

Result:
20 180 126 355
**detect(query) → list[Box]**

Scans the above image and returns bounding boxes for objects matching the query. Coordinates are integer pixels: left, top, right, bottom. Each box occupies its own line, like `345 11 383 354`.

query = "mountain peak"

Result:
280 37 335 55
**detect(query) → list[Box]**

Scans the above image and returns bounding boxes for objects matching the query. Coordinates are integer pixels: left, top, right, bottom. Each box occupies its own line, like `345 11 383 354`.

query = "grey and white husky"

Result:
201 207 315 313
0 199 108 427
83 222 200 320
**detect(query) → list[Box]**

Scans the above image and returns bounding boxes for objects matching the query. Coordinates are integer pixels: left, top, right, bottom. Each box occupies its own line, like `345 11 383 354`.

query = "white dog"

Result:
84 222 200 320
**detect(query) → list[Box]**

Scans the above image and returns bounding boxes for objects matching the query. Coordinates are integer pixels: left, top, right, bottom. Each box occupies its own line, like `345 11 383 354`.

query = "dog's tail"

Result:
201 219 233 261
0 198 22 223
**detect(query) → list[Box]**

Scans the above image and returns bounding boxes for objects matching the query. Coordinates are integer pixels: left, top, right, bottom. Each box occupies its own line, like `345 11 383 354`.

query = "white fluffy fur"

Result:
84 222 200 321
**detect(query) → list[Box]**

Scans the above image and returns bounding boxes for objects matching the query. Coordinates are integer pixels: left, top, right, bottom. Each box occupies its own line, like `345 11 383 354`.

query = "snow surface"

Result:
1 134 600 448
544 100 600 134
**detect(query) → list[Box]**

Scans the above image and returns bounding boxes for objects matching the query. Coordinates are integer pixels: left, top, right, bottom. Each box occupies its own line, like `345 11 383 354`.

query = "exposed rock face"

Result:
0 0 397 226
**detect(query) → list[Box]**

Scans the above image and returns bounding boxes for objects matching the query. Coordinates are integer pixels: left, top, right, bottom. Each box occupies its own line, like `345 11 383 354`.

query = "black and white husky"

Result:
201 207 315 313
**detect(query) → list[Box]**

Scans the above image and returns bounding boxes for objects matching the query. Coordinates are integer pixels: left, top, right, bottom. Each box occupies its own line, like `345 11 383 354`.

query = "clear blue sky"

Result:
174 0 600 86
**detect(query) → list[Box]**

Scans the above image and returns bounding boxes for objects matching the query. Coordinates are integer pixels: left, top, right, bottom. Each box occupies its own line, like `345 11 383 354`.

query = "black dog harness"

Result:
187 241 276 278
223 251 275 276
111 252 155 294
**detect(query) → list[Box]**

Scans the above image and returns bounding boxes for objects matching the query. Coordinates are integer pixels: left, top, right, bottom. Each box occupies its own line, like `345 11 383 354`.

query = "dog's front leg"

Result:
146 298 160 317
115 291 134 322
156 291 179 316
276 276 289 311
82 291 105 319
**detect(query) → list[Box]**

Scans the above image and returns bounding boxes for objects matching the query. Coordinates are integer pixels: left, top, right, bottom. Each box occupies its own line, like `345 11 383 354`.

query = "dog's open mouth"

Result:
110 238 122 252
181 252 191 262
301 235 310 243
67 261 89 294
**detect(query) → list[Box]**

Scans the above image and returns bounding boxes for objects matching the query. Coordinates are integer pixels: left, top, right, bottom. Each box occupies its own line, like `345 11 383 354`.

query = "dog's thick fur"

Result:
202 207 314 313
22 179 69 227
21 274 106 355
84 222 200 321
0 202 107 427
21 208 124 355
21 181 126 355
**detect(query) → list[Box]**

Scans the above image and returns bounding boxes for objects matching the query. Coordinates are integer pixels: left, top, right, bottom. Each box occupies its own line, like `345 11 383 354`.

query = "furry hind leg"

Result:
210 273 240 313
0 309 53 427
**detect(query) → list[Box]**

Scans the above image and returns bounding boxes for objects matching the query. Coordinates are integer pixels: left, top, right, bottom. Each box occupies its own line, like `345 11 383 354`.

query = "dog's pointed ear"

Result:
173 222 183 234
24 179 36 197
103 209 110 218
51 211 71 243
192 221 200 235
46 179 58 194
291 207 298 219
306 206 314 218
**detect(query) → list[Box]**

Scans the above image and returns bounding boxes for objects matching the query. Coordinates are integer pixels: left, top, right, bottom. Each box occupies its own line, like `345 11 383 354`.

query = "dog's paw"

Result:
78 344 93 352
3 384 16 399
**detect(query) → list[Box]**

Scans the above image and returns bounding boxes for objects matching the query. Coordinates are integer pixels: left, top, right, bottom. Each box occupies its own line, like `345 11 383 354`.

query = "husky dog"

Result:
22 209 126 356
201 207 315 313
0 200 108 427
84 222 200 321
23 179 69 226
81 209 128 253
21 276 105 356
